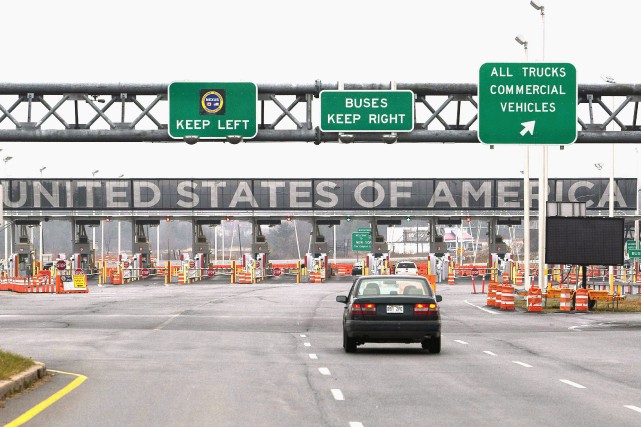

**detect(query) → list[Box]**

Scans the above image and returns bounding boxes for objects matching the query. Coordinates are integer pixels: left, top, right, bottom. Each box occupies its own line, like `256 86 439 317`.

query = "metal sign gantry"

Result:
0 82 640 143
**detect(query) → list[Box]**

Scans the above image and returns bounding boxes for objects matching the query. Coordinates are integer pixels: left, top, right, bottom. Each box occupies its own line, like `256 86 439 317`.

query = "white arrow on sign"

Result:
520 120 536 136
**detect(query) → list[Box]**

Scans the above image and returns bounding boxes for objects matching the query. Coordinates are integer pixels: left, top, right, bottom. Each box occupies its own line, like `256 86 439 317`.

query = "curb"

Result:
0 362 47 401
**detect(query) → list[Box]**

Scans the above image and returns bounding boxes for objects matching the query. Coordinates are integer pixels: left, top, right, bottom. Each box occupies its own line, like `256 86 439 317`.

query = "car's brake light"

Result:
414 303 438 316
351 303 376 316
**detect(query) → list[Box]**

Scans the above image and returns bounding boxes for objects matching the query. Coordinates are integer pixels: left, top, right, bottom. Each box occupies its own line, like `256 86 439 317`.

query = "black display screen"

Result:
545 217 624 266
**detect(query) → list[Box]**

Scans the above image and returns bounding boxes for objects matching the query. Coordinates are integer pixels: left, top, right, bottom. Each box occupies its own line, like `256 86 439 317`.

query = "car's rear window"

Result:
356 278 433 296
397 262 417 268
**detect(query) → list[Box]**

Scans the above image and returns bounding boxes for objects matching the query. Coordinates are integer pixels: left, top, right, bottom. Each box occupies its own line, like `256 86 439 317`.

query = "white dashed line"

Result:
304 342 311 347
454 340 469 345
464 300 500 314
318 367 331 376
624 405 641 414
331 389 344 401
300 334 307 337
560 379 586 389
483 351 497 356
349 423 364 427
309 354 318 360
512 361 533 368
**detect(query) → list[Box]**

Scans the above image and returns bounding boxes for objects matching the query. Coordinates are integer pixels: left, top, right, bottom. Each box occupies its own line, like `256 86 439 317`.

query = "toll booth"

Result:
366 253 389 275
252 219 279 278
430 219 450 283
489 218 516 281
366 219 392 275
10 221 38 277
72 219 98 274
133 220 156 269
309 219 333 280
193 219 220 269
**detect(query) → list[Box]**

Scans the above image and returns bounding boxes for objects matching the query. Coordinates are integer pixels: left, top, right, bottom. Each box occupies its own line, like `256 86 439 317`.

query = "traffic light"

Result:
405 216 411 222
465 216 472 223
105 216 111 222
226 216 232 222
346 216 352 222
286 215 292 221
165 216 171 222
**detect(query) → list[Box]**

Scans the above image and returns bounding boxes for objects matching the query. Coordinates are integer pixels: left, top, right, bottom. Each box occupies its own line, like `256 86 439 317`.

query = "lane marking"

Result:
483 351 497 356
300 334 307 337
318 367 331 376
624 405 641 414
454 340 469 345
304 342 311 347
464 300 500 314
349 423 364 427
560 379 586 389
154 313 182 330
5 369 87 427
309 354 318 360
331 389 345 401
512 361 533 368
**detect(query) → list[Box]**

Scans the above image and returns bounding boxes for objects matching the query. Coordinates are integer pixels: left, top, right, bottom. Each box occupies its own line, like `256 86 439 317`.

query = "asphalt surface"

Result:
2 277 641 426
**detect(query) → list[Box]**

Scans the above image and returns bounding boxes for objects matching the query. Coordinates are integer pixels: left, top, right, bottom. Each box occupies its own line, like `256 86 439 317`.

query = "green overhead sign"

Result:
352 232 372 251
168 82 257 139
478 63 577 144
320 90 414 132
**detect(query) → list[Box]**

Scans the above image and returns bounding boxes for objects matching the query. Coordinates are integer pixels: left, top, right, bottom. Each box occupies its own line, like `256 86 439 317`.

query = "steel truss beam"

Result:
1 82 640 143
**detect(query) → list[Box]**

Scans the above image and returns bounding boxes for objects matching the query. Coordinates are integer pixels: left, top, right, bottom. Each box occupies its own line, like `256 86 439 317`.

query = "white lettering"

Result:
133 181 161 208
177 181 199 208
260 181 286 208
230 181 258 208
290 181 312 208
316 181 339 208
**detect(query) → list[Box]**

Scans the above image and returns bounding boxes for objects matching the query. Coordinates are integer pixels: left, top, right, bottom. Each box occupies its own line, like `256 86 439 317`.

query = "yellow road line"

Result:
4 369 87 427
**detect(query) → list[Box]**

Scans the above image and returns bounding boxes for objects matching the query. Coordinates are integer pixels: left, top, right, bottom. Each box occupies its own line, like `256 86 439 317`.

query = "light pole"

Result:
601 74 617 288
39 166 47 177
515 34 528 61
92 170 99 178
530 0 547 291
516 34 531 289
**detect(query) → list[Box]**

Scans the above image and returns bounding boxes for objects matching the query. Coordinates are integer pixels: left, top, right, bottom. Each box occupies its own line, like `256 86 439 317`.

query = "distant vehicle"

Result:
394 261 418 275
336 275 442 353
351 261 363 275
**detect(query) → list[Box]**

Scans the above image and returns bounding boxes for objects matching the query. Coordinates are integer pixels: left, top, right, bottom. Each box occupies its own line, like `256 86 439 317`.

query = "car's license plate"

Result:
387 305 404 314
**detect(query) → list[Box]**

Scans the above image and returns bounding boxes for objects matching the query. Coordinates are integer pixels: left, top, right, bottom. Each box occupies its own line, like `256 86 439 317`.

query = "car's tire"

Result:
422 337 441 354
343 330 357 353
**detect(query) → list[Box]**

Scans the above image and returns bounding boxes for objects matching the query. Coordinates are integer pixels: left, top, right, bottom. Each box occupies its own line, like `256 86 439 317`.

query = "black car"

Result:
351 262 363 275
336 275 442 353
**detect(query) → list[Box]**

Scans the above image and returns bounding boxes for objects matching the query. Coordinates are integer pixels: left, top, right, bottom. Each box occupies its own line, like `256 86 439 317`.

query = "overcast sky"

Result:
1 0 640 180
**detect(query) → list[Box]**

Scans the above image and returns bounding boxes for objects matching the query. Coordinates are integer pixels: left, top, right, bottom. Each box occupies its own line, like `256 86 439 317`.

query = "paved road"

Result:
2 278 641 426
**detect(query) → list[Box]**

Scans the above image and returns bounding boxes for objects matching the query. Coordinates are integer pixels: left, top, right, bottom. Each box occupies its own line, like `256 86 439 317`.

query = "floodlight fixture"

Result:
381 133 398 144
183 135 199 145
225 135 243 144
601 74 616 84
515 34 528 46
338 133 355 144
530 0 544 12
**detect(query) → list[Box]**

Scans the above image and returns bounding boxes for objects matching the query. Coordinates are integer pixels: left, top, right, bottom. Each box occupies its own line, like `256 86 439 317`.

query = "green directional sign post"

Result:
626 240 637 253
168 82 257 140
352 232 372 252
629 249 641 259
320 90 414 132
478 63 577 144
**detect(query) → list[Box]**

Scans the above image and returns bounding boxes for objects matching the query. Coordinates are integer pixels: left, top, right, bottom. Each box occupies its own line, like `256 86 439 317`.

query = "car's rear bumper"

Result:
345 320 440 342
